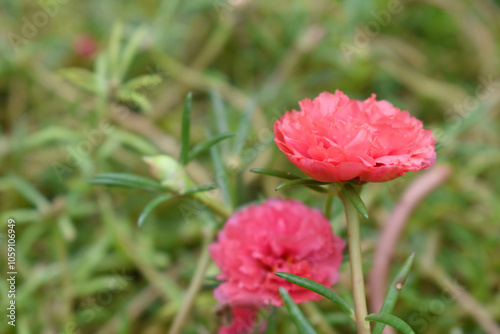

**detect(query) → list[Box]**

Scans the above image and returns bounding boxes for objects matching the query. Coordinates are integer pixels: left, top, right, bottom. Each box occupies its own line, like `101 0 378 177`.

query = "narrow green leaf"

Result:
203 275 224 288
111 129 160 155
89 178 159 192
275 179 329 192
124 74 163 91
89 173 165 192
137 194 172 227
182 184 219 196
435 140 443 151
210 89 229 154
57 68 97 93
117 90 152 112
264 308 278 334
279 287 318 334
95 53 108 105
187 133 235 163
366 313 415 334
342 184 369 219
250 168 301 180
179 92 193 165
276 272 355 322
119 309 131 334
251 168 328 193
57 215 76 241
118 26 146 80
7 174 51 211
23 126 80 148
372 253 415 334
233 99 256 154
1 209 40 225
208 129 232 207
108 22 123 77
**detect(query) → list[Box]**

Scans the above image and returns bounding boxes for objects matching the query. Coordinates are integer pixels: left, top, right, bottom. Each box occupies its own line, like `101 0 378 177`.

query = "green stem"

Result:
325 194 334 220
166 193 230 334
340 188 371 334
190 192 231 219
168 228 215 334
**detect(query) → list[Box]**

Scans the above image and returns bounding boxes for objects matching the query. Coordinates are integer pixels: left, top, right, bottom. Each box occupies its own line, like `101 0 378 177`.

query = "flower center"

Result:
256 253 295 273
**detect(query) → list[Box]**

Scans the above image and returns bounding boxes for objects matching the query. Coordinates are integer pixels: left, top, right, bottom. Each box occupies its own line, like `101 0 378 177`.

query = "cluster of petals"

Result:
210 199 345 333
274 90 436 183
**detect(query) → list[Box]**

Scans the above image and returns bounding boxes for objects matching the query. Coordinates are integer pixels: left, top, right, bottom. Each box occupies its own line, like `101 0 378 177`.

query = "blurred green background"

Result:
1 0 499 333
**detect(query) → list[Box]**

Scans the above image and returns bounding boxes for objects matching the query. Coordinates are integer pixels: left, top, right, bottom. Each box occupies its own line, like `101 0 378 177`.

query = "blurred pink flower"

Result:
274 90 436 183
218 307 260 334
74 34 97 58
210 199 345 333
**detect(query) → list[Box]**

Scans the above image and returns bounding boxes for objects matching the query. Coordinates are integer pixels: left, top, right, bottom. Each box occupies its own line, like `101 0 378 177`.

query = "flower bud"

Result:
143 155 194 192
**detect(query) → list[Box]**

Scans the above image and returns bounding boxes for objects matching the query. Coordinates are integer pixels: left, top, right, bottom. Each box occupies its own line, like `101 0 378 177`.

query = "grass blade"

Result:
372 253 415 334
279 287 318 334
179 92 193 165
342 183 369 219
276 272 355 322
366 313 415 334
187 133 235 163
137 194 172 227
89 173 165 192
275 179 328 191
6 174 51 211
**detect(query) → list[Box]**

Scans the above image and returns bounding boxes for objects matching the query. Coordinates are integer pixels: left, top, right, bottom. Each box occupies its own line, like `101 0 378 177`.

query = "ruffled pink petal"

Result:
273 90 436 182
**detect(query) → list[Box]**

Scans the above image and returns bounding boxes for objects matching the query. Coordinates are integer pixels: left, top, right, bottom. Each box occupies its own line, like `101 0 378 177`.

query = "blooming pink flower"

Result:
274 90 436 183
210 199 345 333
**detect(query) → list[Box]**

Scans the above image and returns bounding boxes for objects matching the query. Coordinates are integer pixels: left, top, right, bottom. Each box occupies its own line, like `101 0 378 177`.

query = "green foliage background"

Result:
0 0 499 333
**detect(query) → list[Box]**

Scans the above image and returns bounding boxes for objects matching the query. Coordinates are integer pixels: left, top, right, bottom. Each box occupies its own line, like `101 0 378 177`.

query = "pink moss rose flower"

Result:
274 90 436 183
210 199 345 334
